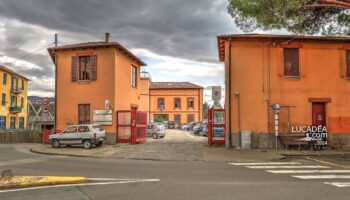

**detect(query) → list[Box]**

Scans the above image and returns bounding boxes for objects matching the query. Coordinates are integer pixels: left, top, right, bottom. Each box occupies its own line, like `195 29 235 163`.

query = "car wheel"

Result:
152 133 159 139
51 140 60 148
83 140 92 149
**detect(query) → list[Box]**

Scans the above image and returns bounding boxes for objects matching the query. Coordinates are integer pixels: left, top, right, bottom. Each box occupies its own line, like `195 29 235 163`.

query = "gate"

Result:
208 109 225 145
116 110 147 144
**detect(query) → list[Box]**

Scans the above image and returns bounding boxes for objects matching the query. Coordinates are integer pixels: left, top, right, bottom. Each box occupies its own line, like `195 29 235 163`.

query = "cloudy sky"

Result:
0 0 242 103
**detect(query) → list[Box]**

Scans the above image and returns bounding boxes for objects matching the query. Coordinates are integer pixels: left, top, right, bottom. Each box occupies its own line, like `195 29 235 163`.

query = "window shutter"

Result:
346 50 350 78
90 55 97 80
292 49 299 76
284 48 299 76
71 56 78 81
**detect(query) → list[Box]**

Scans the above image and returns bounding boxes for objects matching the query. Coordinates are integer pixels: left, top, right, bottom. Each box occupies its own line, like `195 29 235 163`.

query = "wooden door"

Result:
312 103 326 126
78 104 90 124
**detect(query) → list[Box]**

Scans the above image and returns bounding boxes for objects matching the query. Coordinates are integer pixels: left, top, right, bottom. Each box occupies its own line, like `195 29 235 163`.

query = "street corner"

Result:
0 171 87 189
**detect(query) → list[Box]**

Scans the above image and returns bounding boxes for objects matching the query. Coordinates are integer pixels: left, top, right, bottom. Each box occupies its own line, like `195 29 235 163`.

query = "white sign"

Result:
212 86 221 101
93 110 113 125
105 100 110 109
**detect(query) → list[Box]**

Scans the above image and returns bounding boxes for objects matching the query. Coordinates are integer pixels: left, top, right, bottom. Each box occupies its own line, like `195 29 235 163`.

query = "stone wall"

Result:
0 130 42 143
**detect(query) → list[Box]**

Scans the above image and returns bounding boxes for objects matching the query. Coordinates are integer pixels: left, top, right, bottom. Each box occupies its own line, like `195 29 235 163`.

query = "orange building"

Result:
218 34 350 148
149 82 203 124
48 33 148 144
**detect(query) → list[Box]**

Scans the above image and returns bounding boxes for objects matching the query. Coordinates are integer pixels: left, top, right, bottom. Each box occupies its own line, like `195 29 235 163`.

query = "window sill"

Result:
77 80 91 84
283 76 301 80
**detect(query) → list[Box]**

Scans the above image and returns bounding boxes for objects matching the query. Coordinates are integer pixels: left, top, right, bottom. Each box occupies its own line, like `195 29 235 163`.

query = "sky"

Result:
0 0 241 104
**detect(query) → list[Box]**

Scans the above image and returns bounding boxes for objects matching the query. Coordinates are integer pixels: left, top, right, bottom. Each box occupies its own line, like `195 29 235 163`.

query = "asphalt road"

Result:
0 136 350 199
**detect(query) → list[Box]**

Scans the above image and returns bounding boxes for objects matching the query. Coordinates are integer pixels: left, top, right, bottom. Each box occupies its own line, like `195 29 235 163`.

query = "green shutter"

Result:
21 97 24 108
1 93 5 105
2 73 7 85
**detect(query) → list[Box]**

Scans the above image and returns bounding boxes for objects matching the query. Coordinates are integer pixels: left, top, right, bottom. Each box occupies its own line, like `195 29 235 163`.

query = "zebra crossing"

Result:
229 161 350 188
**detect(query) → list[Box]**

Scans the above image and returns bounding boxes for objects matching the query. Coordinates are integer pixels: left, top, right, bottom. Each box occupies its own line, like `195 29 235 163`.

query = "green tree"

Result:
228 0 350 35
203 102 210 120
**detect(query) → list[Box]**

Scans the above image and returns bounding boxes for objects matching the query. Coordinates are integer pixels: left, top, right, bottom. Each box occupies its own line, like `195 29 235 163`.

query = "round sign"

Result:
42 105 49 113
41 97 50 105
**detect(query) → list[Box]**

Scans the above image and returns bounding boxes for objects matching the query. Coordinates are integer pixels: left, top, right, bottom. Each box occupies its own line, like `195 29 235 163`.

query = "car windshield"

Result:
92 125 104 131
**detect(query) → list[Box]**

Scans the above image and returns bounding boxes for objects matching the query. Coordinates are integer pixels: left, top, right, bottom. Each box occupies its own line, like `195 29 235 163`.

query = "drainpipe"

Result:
54 33 58 130
226 37 232 148
234 91 241 147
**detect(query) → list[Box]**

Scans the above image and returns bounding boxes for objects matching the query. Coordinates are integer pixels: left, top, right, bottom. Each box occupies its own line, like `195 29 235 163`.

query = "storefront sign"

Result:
93 110 113 125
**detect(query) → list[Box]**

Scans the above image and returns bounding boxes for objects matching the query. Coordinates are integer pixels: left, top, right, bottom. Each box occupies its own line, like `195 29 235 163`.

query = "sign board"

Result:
41 105 49 113
212 86 221 101
93 110 113 125
41 97 50 105
105 100 110 109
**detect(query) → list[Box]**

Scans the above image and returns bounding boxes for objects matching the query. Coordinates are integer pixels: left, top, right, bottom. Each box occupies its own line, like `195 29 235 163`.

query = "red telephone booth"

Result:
208 109 225 145
116 110 147 144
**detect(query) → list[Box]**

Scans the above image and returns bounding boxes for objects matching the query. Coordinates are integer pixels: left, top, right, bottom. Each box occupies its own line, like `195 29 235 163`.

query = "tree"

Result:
203 102 210 120
227 0 350 35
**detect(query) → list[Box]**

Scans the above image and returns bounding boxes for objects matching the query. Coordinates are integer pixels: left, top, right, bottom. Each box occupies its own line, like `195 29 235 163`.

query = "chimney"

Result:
105 32 110 43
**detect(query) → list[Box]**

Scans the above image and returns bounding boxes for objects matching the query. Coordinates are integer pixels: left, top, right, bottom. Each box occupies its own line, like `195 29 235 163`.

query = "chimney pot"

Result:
105 32 110 43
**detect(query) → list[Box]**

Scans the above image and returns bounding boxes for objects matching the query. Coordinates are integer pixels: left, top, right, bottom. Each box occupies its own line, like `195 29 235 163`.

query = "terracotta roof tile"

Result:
150 82 203 89
0 65 30 80
47 41 146 66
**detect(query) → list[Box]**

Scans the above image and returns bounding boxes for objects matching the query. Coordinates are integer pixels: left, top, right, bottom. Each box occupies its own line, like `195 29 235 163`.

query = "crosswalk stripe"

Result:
266 170 350 174
247 165 329 169
293 175 350 179
229 162 301 166
324 182 350 187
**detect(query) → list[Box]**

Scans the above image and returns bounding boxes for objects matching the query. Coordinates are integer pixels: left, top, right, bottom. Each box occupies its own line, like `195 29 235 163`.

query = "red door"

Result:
312 103 326 126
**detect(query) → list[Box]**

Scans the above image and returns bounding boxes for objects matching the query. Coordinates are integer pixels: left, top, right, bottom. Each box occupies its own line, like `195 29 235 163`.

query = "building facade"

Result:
0 66 29 130
149 82 203 124
218 34 350 149
48 33 148 143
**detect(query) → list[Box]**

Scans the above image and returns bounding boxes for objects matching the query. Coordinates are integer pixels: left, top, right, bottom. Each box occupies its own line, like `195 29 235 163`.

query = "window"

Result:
11 95 17 107
10 116 16 129
19 117 24 129
0 116 6 129
64 126 77 133
187 98 194 109
174 98 181 109
78 126 90 132
131 66 137 87
174 114 181 124
79 56 91 81
187 114 194 123
2 73 7 85
1 93 6 106
346 50 350 78
21 79 24 90
157 98 165 110
284 48 299 77
78 104 90 124
21 97 24 108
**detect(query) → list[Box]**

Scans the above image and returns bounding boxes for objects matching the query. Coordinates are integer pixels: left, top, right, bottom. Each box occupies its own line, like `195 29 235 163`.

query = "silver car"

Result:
49 124 106 149
147 123 166 139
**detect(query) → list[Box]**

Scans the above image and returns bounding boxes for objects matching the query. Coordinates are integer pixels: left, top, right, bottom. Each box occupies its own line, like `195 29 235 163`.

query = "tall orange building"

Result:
218 34 350 148
48 33 148 143
149 82 203 124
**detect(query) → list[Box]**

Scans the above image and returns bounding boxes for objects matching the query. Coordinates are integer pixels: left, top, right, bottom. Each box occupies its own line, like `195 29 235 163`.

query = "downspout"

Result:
226 37 232 148
267 43 272 148
54 34 58 130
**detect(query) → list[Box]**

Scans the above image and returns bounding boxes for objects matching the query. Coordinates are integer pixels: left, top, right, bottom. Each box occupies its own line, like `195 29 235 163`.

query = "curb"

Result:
0 176 87 189
29 148 101 159
279 153 350 157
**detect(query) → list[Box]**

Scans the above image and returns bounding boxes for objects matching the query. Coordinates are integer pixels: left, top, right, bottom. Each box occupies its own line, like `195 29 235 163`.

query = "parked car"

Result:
167 121 176 129
147 123 166 139
181 123 190 131
192 122 202 134
199 126 225 137
199 124 208 136
49 124 106 149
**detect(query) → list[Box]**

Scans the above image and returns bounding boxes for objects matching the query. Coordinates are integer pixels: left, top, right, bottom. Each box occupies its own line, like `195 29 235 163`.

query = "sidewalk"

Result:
29 143 350 162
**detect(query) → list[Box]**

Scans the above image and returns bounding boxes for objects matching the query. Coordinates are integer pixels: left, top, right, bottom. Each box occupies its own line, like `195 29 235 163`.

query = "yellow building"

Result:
0 66 29 129
149 82 204 124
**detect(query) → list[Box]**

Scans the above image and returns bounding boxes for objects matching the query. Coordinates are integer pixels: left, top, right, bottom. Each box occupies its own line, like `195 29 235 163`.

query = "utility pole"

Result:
54 33 58 47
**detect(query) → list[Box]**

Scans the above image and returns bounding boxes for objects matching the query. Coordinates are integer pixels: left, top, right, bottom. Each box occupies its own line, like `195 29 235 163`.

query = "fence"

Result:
0 129 42 143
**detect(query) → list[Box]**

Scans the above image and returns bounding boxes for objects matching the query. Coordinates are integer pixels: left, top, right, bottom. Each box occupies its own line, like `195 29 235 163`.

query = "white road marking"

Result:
0 178 160 193
324 182 350 187
229 162 301 166
267 170 350 174
0 158 46 167
247 165 330 169
293 175 350 179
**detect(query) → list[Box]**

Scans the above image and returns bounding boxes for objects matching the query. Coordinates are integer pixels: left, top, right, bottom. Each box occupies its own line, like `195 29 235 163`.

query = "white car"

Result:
49 124 106 149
